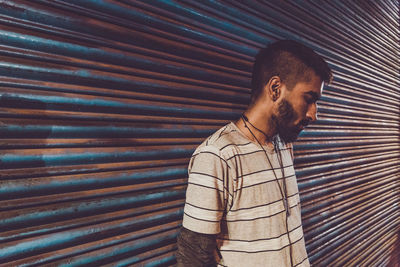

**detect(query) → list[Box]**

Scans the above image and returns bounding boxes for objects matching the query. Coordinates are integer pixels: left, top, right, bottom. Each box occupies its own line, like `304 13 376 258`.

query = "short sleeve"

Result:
182 145 230 234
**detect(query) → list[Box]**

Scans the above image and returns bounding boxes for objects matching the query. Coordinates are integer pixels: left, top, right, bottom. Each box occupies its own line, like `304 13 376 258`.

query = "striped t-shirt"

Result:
182 122 310 267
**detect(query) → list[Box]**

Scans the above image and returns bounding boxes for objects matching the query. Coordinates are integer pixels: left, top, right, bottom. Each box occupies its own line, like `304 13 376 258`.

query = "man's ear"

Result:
267 76 282 102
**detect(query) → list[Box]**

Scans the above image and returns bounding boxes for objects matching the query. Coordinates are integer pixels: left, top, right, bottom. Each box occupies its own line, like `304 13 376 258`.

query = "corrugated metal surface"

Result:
0 0 398 266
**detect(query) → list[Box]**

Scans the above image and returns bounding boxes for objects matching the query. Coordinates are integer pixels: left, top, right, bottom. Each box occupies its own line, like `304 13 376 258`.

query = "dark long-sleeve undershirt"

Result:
176 227 218 267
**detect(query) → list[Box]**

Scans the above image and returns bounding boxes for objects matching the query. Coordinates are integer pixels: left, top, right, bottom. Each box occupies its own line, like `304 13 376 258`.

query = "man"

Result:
176 40 332 267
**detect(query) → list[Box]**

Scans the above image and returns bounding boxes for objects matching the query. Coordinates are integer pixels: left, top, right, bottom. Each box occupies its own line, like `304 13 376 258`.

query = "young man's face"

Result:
273 73 324 143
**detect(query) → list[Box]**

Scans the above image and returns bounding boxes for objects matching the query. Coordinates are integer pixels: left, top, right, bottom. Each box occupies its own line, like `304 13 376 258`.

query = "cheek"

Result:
302 104 309 115
292 102 307 118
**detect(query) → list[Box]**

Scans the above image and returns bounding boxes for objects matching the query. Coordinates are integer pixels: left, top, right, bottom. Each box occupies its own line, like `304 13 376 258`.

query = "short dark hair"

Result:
251 40 332 103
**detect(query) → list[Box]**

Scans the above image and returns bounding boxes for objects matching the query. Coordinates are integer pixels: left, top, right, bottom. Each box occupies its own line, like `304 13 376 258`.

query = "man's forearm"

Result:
176 227 217 267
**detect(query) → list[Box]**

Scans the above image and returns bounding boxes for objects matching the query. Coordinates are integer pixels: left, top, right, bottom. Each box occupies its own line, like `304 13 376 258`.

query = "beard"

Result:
271 99 308 143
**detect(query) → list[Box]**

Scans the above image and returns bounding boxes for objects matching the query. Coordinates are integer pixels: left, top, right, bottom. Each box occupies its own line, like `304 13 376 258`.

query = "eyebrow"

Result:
305 91 321 101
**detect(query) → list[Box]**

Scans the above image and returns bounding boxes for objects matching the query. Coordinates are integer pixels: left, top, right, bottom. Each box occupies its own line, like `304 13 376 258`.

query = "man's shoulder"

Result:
195 122 243 155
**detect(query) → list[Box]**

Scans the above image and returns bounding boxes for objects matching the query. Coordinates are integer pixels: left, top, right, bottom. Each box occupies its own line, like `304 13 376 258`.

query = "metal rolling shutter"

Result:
0 1 398 266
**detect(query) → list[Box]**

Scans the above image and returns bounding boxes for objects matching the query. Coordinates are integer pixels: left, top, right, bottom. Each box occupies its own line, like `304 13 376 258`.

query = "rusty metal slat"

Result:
341 1 398 44
303 180 398 233
1 197 184 243
328 222 399 266
319 111 399 124
295 154 398 179
0 82 248 111
318 104 399 120
321 93 399 113
322 90 399 110
297 137 397 145
0 66 249 103
310 205 399 265
0 158 190 180
315 112 398 124
300 169 398 211
0 81 249 109
304 193 398 251
370 244 397 267
0 167 187 200
310 213 399 265
107 244 177 267
307 199 399 250
296 158 398 181
121 0 268 49
325 85 399 107
0 124 217 139
288 0 397 57
318 1 397 59
297 159 398 186
298 129 398 139
28 0 256 62
0 31 251 88
0 204 183 262
0 160 186 182
300 165 398 202
307 123 399 132
320 217 399 266
0 39 249 81
307 200 397 260
295 145 399 165
4 221 180 266
295 143 399 158
309 1 397 55
0 147 194 170
302 183 398 242
223 0 398 78
296 142 398 163
295 138 399 149
0 189 184 234
173 0 283 45
349 233 398 266
304 177 399 211
119 1 263 52
39 0 257 56
331 74 399 98
369 245 396 267
0 138 203 150
0 182 186 214
295 153 398 173
380 0 399 28
334 51 397 90
1 84 247 115
51 229 179 267
305 192 398 241
383 241 400 267
0 0 254 69
0 108 232 126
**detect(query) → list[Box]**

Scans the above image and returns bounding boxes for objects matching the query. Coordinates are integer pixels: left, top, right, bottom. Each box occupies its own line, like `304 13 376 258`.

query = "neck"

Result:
236 108 277 145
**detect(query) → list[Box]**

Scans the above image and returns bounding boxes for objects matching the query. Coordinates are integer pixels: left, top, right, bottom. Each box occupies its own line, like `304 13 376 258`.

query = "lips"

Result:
297 119 310 132
300 119 310 127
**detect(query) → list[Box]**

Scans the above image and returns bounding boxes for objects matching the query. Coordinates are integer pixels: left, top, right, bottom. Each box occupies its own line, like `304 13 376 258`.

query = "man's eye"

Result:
305 97 314 104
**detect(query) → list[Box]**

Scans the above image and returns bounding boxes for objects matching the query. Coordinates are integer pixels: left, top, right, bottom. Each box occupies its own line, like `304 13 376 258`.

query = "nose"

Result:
306 103 318 122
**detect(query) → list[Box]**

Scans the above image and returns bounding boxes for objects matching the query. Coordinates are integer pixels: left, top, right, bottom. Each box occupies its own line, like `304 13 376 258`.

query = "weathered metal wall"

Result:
0 1 398 266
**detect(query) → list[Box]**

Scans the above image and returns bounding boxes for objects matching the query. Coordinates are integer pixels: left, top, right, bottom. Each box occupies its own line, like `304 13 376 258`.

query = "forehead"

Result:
292 74 324 96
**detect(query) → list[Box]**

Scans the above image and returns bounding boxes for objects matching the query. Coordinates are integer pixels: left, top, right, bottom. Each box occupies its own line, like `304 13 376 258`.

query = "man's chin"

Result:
279 129 302 143
280 134 298 143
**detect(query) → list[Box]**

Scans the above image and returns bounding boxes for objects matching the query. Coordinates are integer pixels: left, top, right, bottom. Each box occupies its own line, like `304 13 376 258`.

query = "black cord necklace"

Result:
241 115 289 215
242 114 273 142
241 114 294 267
